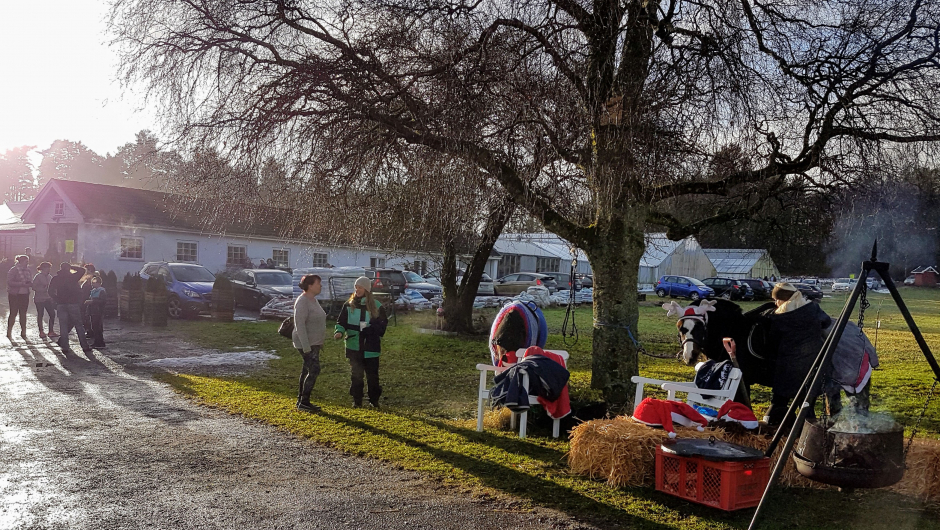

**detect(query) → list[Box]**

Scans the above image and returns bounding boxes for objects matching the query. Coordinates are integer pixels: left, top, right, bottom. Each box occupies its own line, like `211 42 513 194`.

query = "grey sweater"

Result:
292 294 326 352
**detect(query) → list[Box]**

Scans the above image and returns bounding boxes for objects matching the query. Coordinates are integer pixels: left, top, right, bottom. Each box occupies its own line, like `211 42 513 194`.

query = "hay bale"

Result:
890 438 940 507
568 417 826 489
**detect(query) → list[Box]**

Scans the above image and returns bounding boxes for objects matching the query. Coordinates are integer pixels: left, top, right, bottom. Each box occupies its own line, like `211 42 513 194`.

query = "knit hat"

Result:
632 397 709 438
771 282 798 301
716 401 759 430
354 276 372 293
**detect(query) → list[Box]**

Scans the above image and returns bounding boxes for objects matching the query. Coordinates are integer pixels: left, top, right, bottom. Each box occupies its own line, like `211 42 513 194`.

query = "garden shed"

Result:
702 249 781 279
913 266 938 287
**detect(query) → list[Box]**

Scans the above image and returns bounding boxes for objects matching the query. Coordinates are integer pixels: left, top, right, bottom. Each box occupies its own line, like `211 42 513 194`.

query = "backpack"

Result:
278 316 294 338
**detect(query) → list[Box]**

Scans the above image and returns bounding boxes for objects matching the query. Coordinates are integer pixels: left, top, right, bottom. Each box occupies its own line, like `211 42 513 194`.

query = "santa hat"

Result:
717 401 759 430
663 300 718 323
632 398 709 438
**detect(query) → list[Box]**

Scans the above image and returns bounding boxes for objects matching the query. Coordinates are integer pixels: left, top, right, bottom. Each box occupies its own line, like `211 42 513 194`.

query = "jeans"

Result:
56 303 90 352
346 350 381 406
7 293 29 332
89 309 105 348
35 298 56 334
297 346 322 402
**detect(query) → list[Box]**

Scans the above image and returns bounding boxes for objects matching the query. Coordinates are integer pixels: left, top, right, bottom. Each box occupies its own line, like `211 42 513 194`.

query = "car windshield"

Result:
404 271 425 282
481 274 492 282
836 278 851 283
689 278 707 287
169 265 215 282
254 272 292 286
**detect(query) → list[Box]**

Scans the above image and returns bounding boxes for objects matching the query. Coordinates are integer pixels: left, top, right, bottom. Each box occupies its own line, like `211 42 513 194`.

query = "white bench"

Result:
476 349 569 439
630 367 742 414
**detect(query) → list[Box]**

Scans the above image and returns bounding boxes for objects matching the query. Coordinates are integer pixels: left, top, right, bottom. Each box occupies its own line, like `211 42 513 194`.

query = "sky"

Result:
0 0 157 159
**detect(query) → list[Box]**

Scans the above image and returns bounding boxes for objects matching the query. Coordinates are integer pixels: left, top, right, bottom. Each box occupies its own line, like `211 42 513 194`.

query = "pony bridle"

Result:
676 314 707 351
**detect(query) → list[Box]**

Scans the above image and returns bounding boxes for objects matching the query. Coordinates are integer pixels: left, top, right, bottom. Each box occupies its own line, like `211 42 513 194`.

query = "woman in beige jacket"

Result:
292 274 327 412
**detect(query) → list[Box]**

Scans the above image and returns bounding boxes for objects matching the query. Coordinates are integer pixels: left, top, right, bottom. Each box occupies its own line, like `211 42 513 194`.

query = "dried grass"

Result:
890 438 940 507
567 417 824 489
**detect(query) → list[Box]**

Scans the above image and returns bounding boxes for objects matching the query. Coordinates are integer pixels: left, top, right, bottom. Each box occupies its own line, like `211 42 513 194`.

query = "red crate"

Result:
655 446 770 511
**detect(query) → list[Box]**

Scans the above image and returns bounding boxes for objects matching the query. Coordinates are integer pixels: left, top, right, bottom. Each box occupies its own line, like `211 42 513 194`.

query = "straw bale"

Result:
568 417 826 489
890 438 940 507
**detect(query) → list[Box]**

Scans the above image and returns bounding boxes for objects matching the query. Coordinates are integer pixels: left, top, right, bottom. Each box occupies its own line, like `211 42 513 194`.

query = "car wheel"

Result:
720 292 732 300
167 295 184 319
656 289 667 298
689 292 700 301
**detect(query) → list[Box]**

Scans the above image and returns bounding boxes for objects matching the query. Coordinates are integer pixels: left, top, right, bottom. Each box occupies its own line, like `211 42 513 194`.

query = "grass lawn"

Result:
164 287 940 529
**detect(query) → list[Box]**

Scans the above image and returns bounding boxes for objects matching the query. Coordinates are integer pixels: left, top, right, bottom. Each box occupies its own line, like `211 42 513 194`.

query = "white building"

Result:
638 234 716 288
703 249 780 279
21 180 437 278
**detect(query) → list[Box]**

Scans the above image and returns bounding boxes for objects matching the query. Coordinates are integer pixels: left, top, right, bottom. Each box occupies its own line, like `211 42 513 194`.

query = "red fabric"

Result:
666 400 710 428
522 346 571 419
632 397 675 433
716 401 757 423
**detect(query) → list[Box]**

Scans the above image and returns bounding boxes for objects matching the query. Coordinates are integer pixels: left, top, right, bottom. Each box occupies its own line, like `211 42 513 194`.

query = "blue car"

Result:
655 275 714 301
140 262 216 318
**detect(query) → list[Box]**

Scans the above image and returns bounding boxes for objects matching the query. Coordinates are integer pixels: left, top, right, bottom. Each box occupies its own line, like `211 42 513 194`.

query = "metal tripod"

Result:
748 242 940 529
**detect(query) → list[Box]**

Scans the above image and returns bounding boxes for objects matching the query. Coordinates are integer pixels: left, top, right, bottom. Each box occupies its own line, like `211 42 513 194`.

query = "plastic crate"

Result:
655 446 770 511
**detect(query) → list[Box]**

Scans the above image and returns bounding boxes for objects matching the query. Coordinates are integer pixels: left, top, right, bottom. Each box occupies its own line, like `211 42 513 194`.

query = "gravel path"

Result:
0 321 598 530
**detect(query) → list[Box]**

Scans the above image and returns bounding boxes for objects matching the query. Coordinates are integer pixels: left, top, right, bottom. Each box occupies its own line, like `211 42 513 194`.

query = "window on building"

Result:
413 260 429 275
272 249 289 268
497 254 521 278
53 201 65 217
536 257 560 273
120 237 143 260
312 252 329 268
370 257 386 268
176 241 198 262
227 245 247 266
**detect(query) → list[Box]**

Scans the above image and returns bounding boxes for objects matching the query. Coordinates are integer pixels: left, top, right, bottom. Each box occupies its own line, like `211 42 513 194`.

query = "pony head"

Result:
663 300 717 365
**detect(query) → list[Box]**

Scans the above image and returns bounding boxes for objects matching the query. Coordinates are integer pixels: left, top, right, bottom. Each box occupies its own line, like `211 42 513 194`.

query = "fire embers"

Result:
794 411 905 488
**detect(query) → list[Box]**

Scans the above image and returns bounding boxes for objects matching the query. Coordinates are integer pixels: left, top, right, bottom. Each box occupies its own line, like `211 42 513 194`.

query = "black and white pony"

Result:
663 299 776 402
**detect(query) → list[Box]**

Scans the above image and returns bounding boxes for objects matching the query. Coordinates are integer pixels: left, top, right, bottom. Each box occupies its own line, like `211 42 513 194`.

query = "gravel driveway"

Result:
0 319 597 530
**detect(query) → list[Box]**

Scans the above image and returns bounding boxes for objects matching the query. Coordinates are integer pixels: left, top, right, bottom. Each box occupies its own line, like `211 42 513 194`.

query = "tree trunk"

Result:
441 200 514 334
584 212 647 411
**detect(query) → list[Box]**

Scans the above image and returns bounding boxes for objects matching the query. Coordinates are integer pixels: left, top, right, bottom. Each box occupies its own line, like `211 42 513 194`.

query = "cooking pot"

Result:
793 418 904 489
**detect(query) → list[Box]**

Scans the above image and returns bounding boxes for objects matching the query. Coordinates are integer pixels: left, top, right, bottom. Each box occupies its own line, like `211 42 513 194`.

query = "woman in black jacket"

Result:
763 283 831 429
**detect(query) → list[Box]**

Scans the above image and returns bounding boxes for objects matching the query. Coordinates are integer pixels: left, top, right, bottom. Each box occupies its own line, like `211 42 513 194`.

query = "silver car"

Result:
424 269 496 296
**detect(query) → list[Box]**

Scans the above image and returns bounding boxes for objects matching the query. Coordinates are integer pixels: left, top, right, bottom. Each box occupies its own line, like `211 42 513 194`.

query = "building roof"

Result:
640 233 684 267
23 179 298 240
912 266 939 274
0 201 35 231
494 235 569 259
703 249 770 275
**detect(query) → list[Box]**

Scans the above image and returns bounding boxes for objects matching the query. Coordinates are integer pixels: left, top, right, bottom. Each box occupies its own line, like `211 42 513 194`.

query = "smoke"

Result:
826 180 938 279
830 409 899 435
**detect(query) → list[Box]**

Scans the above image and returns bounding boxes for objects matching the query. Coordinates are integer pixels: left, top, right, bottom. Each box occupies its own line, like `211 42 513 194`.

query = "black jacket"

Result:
48 267 87 305
491 355 570 412
766 302 832 398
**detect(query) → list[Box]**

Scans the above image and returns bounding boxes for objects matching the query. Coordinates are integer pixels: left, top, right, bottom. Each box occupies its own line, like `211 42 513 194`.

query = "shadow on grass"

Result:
315 409 673 530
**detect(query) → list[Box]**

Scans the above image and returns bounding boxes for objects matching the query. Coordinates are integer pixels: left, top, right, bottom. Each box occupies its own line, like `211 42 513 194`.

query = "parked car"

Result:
402 271 443 300
740 278 774 300
904 275 916 286
424 269 496 296
655 275 715 301
800 277 820 287
230 269 294 310
578 274 593 288
794 282 824 301
551 271 582 292
493 272 558 295
364 268 407 297
139 262 216 318
831 278 853 292
701 277 754 301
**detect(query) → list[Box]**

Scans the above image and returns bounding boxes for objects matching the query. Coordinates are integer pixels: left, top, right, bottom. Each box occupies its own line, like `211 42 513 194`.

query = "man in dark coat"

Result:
762 283 831 430
48 263 91 354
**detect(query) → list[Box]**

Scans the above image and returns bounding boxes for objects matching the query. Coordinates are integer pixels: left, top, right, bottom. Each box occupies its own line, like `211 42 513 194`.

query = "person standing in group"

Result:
293 274 326 412
80 264 97 340
85 274 107 349
32 261 57 339
7 255 33 341
334 277 388 408
48 263 91 354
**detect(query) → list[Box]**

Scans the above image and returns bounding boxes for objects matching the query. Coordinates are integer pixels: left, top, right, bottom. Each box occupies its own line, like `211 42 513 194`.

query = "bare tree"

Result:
110 0 940 407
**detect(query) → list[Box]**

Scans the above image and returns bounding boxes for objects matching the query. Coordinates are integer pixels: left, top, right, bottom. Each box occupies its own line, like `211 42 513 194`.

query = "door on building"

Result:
47 223 78 263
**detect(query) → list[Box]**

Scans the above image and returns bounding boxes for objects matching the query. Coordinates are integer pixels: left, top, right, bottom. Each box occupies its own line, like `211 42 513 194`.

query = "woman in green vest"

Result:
334 276 388 408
